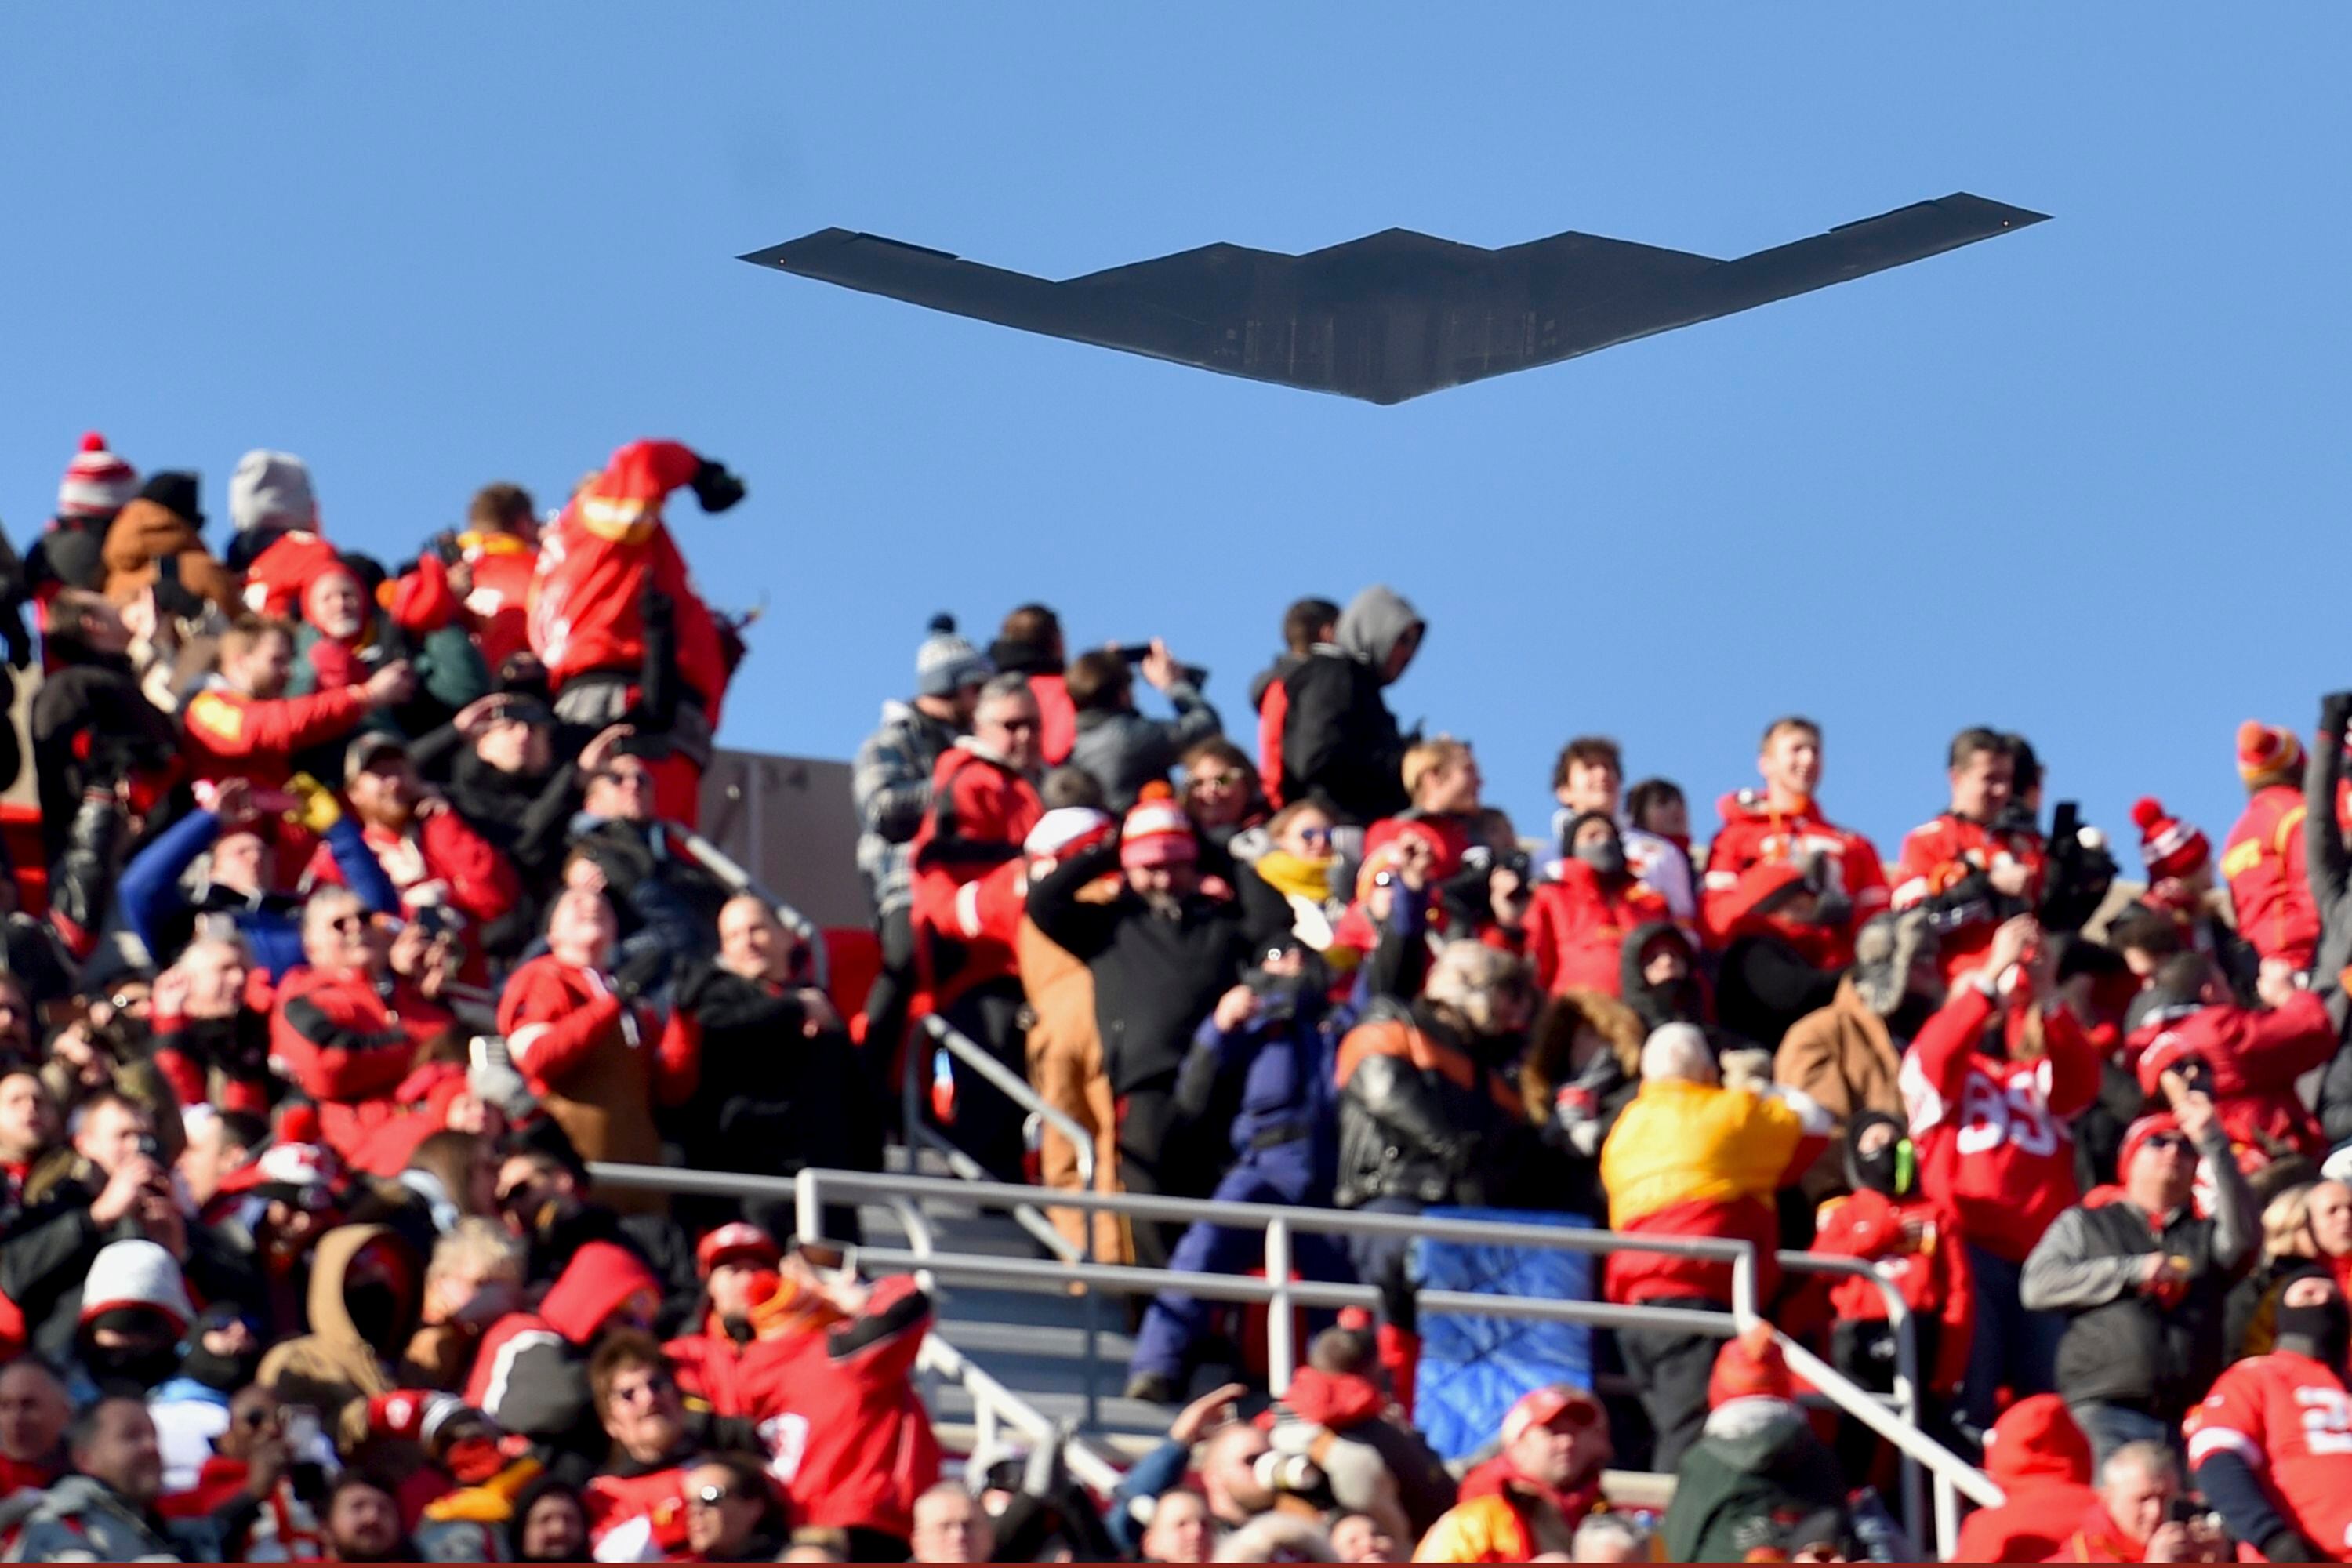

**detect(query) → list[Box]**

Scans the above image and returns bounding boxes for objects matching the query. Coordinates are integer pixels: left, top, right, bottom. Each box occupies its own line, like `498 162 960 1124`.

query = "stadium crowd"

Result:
0 428 2345 1560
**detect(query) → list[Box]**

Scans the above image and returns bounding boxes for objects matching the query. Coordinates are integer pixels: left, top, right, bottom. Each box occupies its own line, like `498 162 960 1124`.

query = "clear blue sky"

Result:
5 8 2346 861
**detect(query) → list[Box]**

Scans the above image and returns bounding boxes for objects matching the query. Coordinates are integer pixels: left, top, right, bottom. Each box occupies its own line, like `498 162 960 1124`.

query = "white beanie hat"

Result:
228 449 318 535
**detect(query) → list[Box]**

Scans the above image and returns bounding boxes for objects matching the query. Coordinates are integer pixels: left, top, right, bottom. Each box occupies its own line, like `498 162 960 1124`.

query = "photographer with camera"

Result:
1125 939 1348 1404
1893 727 2049 984
2055 1441 2229 1563
1065 640 1224 812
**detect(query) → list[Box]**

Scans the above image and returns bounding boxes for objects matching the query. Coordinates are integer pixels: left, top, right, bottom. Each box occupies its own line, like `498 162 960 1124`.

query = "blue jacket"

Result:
115 808 397 975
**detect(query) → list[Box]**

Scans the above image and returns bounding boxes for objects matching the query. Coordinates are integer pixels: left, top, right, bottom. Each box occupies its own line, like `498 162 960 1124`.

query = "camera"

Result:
1114 644 1210 688
1250 1450 1322 1495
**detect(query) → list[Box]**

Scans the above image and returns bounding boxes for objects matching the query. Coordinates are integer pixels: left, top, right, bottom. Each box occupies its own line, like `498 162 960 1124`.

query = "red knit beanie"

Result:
2131 797 2209 881
57 431 137 521
1708 1323 1795 1407
1120 782 1197 870
2238 720 2304 785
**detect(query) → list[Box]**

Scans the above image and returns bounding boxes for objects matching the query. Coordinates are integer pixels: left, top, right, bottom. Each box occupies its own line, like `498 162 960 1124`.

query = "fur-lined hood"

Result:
1519 988 1646 1125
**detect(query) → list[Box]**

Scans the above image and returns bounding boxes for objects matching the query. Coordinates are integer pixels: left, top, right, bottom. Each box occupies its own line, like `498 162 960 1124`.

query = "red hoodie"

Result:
1952 1394 2098 1563
1523 861 1670 997
1809 1186 1976 1397
2129 993 2335 1171
1704 790 1889 967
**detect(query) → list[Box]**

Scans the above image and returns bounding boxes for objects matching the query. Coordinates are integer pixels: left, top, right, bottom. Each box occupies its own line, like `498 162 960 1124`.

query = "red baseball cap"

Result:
1501 1383 1602 1446
695 1222 781 1277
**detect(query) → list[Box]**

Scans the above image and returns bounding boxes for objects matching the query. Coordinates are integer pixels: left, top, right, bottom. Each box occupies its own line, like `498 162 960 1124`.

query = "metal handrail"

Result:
901 1015 1096 1265
1777 1250 1937 1545
589 1160 2004 1540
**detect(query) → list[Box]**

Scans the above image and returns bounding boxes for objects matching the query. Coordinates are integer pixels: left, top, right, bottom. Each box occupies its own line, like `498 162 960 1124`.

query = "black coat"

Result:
1334 999 1527 1210
670 964 886 1185
1279 653 1407 826
1026 841 1250 1095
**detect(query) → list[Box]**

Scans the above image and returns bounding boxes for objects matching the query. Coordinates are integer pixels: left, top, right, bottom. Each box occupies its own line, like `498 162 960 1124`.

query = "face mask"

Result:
1850 1136 1915 1200
1887 994 1940 1042
2276 1295 2352 1369
1573 840 1627 880
85 1341 179 1392
344 1281 408 1348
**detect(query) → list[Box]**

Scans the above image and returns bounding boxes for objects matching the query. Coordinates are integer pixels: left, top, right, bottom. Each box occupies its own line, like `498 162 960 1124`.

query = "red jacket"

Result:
496 956 697 1108
1953 1393 2096 1564
1893 813 2047 983
667 1310 755 1417
305 803 520 931
1702 791 1889 966
584 1462 696 1562
242 530 339 618
528 439 728 710
340 1062 473 1176
1025 671 1075 770
735 1276 939 1541
1258 680 1292 808
2223 784 2323 971
468 1242 661 1441
456 531 538 672
1523 864 1671 997
1809 1186 1974 1396
268 965 455 1159
182 682 372 788
1898 985 2100 1263
2128 993 2335 1170
909 746 1042 1006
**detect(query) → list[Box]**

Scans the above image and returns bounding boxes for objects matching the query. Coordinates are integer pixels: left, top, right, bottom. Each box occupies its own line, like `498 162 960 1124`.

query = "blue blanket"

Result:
1412 1206 1595 1463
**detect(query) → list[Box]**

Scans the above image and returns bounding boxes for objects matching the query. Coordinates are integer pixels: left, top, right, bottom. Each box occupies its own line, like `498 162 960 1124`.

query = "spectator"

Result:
27 432 137 602
1701 717 1888 967
1706 858 1846 1051
0 1358 68 1495
98 470 239 616
855 615 993 1060
1142 1486 1216 1561
402 1217 524 1392
1180 737 1269 881
564 736 734 967
269 887 457 1158
182 614 410 787
2129 952 2333 1183
988 602 1076 766
1658 1327 1854 1566
450 480 540 673
117 775 397 980
1217 1514 1335 1562
1617 921 1706 1036
490 1142 698 1318
665 1221 782 1416
321 1470 416 1563
1263 1327 1457 1541
227 448 332 612
508 1472 590 1563
683 1450 790 1563
1809 1111 1973 1472
3 1395 218 1561
1551 736 1696 925
1566 1513 1646 1563
2053 1441 2227 1563
2305 691 2352 1042
2023 1093 2255 1464
1901 914 2101 1429
1518 989 1646 1217
67 1241 195 1403
308 731 521 931
526 438 748 826
1106 1384 1255 1555
1126 940 1346 1402
1413 1385 1613 1563
147 1302 265 1490
466 1237 662 1482
1893 726 2045 983
1067 641 1224 811
1774 907 1940 1200
1599 1025 1826 1468
256 1223 425 1454
1282 585 1422 826
1950 1392 2099 1564
2224 719 2321 977
2127 797 2258 997
2184 1265 2352 1562
1254 594 1339 810
1523 812 1669 998
496 887 696 1181
579 1330 759 1559
287 557 491 746
1238 800 1346 959
28 588 178 873
910 670 1045 1181
1625 777 1690 859
1028 785 1250 1266
670 893 879 1240
910 1479 994 1563
1363 737 1483 884
2227 1179 2352 1360
431 691 579 910
731 1254 940 1560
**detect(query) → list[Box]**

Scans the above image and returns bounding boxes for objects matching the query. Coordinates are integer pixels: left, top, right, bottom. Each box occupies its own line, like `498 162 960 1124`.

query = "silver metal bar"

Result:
921 1016 1097 1192
673 824 829 989
1779 1250 1930 1543
1265 1217 1294 1397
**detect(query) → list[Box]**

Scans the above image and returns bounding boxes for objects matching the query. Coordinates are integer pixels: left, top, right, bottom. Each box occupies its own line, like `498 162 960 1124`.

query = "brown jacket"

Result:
100 498 242 615
1775 976 1904 1198
1018 908 1126 1264
257 1223 419 1454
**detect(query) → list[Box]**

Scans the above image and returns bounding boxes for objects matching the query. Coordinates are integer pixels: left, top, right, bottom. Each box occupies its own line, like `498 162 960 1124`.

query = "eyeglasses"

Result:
1187 770 1247 792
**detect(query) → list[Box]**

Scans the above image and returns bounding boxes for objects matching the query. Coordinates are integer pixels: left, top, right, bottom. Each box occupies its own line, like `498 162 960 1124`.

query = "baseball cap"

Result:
346 731 411 776
696 1221 782 1278
1500 1384 1602 1446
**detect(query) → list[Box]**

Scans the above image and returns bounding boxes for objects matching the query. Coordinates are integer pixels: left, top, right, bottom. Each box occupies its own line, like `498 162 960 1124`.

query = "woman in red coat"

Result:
1523 813 1668 998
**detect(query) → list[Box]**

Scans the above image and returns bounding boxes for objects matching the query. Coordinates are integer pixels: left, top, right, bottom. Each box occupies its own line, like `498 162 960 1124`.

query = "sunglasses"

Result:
1293 826 1333 845
327 914 368 935
2143 1134 2193 1155
595 769 652 789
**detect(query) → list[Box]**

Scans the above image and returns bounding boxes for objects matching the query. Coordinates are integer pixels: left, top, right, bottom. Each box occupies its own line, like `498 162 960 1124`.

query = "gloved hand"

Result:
441 1434 507 1486
612 942 671 1002
366 1390 468 1447
690 459 746 514
284 773 343 834
2322 691 2352 740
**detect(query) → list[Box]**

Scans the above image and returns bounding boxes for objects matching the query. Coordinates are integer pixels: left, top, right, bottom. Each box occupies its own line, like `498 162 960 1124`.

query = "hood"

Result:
1620 920 1704 1029
1520 989 1645 1123
1273 1367 1385 1431
80 1239 194 1334
304 1222 422 1356
541 1241 659 1347
1980 1392 2092 1489
100 496 204 576
1334 586 1422 678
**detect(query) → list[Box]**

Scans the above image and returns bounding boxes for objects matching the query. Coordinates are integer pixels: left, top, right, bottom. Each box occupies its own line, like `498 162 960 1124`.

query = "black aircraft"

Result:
742 193 2045 405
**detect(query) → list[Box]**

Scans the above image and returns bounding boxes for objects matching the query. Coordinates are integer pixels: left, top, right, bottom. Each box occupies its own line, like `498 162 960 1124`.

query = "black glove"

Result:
2323 692 2352 740
612 943 671 1002
689 460 746 514
2263 1528 2320 1563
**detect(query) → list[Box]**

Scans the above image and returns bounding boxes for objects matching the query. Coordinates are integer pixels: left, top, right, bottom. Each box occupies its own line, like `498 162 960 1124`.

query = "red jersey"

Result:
183 681 371 788
736 1277 940 1541
241 529 339 619
1702 790 1889 966
456 530 538 672
528 439 728 710
667 1313 755 1418
303 804 521 932
909 746 1042 1007
2186 1351 2352 1559
1523 864 1671 998
2223 785 2323 971
1893 812 2048 982
1898 985 2100 1263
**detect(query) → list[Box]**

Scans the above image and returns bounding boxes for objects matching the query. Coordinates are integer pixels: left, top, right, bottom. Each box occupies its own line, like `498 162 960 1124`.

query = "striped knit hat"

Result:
56 431 137 521
1120 782 1197 869
2238 720 2303 785
2131 797 2209 880
916 614 993 697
